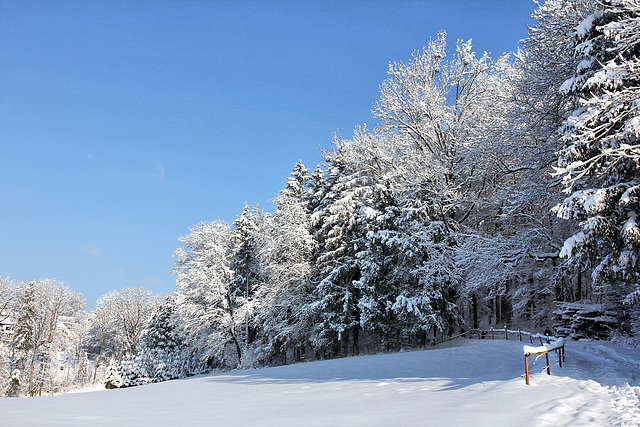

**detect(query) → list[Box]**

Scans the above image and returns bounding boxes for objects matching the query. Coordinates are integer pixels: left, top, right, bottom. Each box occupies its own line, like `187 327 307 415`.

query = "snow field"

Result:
0 338 637 426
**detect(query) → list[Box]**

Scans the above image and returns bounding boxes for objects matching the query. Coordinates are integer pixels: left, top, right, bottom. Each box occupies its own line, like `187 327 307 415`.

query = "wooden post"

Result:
491 328 495 340
519 330 522 341
558 348 562 368
545 352 550 375
525 355 530 385
505 326 508 340
539 336 544 345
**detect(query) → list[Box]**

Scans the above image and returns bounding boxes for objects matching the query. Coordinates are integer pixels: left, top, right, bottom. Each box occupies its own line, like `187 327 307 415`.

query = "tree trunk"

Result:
93 329 105 384
352 325 360 356
226 293 243 365
231 331 243 365
28 343 38 397
418 330 427 347
576 270 582 302
472 294 478 329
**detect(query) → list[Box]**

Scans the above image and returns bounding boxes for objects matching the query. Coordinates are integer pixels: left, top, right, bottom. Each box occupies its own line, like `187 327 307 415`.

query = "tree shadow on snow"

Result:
201 340 527 392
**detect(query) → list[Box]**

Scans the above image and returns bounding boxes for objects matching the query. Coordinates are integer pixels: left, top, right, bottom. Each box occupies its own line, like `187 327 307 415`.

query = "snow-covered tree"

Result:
8 279 85 396
370 31 511 332
373 31 505 225
114 287 159 356
86 292 119 383
309 133 386 356
5 369 20 397
252 161 315 364
105 295 188 388
554 0 640 330
0 276 15 323
451 0 598 329
139 295 182 355
231 203 263 358
305 125 463 354
92 287 158 359
350 129 461 344
137 295 188 381
172 220 243 368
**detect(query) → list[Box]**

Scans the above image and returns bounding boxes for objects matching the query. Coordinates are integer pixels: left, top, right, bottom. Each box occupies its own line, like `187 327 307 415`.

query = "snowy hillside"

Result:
1 338 638 426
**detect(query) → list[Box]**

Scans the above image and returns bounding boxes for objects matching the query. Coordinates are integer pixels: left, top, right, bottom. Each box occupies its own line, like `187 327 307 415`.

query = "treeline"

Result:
2 0 640 395
0 278 161 396
106 0 640 385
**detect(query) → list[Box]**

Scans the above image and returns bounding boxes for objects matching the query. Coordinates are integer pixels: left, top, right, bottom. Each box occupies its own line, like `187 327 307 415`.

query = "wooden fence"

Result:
434 326 557 345
433 326 566 385
522 338 566 385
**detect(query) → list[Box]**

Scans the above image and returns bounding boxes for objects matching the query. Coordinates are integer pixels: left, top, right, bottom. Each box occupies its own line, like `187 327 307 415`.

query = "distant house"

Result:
0 315 81 344
57 316 78 338
0 316 14 343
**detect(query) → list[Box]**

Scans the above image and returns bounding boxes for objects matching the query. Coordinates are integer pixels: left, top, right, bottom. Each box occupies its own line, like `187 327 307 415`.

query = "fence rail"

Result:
434 326 557 346
523 338 566 385
432 326 566 385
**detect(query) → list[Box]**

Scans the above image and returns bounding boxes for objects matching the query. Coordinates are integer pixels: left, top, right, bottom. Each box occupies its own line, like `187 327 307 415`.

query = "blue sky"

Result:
0 0 537 308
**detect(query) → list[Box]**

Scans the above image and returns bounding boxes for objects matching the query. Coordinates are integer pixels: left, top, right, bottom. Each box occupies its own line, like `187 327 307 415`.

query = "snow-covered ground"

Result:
1 338 638 426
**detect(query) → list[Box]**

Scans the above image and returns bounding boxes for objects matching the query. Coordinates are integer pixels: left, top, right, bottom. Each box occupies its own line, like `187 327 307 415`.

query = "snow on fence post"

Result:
523 338 566 385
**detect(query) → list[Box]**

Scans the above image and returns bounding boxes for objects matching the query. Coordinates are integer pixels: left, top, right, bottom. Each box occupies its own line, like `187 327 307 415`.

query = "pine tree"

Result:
104 359 123 389
5 369 21 397
252 161 315 364
555 0 640 330
140 296 181 353
309 131 415 355
137 296 186 381
232 203 262 354
309 138 373 356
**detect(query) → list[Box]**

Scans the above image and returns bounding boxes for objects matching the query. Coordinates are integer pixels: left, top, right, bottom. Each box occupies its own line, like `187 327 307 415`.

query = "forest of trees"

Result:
2 0 640 395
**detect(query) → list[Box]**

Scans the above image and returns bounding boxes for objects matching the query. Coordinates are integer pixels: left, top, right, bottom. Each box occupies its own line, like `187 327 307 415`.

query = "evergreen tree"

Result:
138 296 188 381
5 369 21 397
554 0 640 329
232 203 262 354
232 204 260 301
140 296 181 354
309 136 375 356
252 161 315 364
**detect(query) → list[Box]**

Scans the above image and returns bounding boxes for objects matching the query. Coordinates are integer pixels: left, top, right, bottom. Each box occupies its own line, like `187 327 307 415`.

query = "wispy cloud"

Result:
149 157 165 183
82 245 102 257
87 154 95 161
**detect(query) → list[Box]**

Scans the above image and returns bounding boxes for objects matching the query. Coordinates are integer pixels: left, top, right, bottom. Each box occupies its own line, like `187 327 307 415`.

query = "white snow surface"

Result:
1 338 639 426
